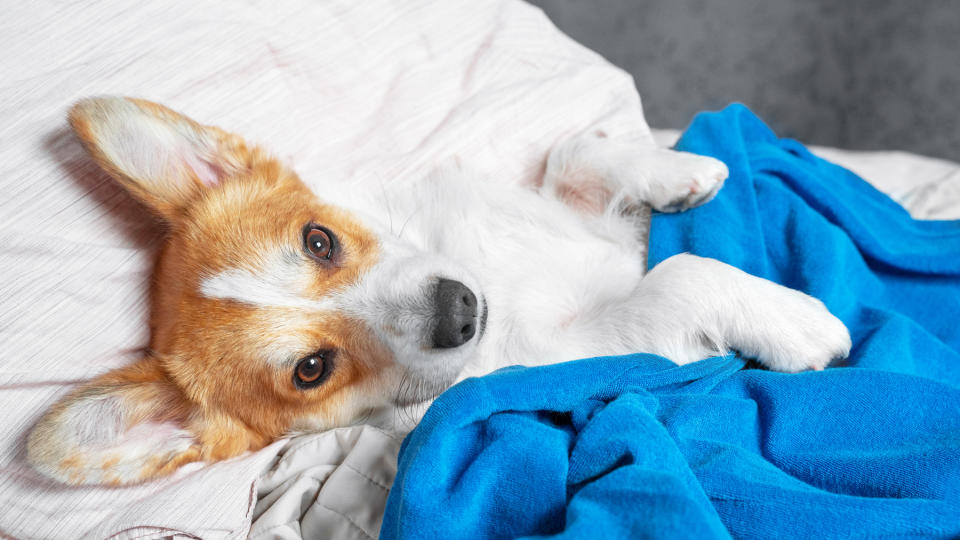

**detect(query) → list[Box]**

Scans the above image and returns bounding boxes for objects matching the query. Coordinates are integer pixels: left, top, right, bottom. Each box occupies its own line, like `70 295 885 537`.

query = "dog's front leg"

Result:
628 254 851 372
541 132 728 215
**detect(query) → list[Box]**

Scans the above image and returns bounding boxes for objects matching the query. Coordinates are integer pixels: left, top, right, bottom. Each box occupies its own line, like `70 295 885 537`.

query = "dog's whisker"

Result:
377 176 396 235
396 207 422 240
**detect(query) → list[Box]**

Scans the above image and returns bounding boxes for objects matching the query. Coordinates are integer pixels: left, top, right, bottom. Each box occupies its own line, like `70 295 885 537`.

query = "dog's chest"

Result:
416 182 648 372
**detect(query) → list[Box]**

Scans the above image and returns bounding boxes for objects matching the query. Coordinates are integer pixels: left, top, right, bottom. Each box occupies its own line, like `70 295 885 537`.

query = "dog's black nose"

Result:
432 278 478 349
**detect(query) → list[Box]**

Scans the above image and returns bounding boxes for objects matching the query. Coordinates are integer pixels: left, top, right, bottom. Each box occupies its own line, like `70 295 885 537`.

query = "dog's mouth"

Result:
476 295 489 341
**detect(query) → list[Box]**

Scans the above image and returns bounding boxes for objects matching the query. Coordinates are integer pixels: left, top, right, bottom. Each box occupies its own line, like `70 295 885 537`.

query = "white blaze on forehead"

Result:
199 250 338 311
261 332 312 368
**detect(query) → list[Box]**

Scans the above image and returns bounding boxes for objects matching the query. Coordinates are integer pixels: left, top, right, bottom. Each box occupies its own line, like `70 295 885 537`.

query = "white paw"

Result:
542 135 729 215
748 291 852 373
644 151 728 213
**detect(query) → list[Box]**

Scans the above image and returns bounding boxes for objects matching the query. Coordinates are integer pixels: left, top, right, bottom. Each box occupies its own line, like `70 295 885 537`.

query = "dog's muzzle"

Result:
431 278 478 349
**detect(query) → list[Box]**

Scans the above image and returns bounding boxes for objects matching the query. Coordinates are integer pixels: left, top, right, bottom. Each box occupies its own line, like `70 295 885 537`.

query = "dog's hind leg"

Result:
541 132 728 215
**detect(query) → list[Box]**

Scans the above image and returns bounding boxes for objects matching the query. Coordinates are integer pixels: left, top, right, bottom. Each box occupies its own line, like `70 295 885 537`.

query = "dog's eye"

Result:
303 225 335 260
293 352 333 389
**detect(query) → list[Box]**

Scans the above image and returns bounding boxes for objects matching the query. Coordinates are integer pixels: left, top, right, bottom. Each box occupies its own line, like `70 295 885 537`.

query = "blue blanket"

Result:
380 106 960 539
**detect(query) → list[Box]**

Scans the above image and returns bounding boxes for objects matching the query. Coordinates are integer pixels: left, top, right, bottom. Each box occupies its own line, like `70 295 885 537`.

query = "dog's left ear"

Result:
68 96 256 219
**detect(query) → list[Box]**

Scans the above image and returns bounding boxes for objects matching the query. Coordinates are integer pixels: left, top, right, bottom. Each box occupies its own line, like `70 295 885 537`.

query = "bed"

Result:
1 0 958 538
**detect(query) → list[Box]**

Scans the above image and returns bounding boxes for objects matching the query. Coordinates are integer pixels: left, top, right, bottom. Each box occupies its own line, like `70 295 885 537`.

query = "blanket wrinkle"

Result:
380 105 960 539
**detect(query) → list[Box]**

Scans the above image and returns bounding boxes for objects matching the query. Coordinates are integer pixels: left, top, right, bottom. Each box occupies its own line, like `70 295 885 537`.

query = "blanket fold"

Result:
380 105 960 539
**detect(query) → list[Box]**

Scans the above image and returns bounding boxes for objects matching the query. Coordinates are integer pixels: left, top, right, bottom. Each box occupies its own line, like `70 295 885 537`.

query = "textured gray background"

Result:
529 0 960 161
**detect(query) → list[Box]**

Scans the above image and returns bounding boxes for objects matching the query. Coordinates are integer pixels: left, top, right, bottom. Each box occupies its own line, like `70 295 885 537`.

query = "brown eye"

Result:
303 225 335 260
294 352 332 389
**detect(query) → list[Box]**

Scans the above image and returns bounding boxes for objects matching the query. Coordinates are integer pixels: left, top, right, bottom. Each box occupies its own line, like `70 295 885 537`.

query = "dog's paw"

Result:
542 135 729 216
644 151 728 213
749 291 851 373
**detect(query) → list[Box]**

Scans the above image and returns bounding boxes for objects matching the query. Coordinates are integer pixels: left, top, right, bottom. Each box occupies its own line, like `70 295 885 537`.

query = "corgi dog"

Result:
28 97 851 486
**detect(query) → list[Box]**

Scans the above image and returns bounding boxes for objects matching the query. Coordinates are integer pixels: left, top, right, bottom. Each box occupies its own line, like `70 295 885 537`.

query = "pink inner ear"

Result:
68 396 194 453
121 420 193 447
84 417 194 463
182 151 224 187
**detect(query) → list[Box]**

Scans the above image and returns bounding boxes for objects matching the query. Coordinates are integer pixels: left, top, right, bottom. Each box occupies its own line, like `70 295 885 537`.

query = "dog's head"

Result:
27 97 485 485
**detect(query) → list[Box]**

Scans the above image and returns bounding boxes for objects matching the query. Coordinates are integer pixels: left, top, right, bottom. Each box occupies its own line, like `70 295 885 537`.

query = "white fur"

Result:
332 246 484 395
198 129 847 417
200 250 335 312
320 131 849 398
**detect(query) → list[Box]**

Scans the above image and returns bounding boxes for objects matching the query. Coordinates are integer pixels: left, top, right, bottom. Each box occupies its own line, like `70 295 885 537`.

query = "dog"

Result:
27 97 851 485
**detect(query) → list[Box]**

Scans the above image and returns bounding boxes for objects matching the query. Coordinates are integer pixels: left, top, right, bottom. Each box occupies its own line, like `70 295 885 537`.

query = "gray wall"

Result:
529 0 960 161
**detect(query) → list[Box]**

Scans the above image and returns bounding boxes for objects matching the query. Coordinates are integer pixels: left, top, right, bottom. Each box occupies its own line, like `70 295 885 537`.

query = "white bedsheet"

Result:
2 1 959 539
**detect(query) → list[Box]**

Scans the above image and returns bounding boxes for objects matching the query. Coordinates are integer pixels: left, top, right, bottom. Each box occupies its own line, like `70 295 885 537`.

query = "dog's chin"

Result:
393 373 456 407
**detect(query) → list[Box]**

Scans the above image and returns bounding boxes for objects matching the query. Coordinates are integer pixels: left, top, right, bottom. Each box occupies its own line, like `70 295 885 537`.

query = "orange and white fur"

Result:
28 97 851 486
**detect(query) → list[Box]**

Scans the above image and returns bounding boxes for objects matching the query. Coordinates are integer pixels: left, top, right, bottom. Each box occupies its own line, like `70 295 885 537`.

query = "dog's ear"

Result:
27 358 254 485
68 96 255 219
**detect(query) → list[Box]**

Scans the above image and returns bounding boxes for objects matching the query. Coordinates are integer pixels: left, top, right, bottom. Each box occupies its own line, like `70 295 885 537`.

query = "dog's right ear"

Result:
26 358 259 485
68 97 256 219
27 358 201 485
